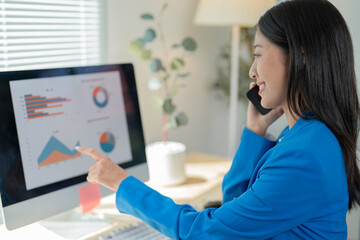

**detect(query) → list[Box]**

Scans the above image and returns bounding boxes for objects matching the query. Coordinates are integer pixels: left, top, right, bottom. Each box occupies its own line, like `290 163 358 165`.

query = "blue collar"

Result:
277 112 317 142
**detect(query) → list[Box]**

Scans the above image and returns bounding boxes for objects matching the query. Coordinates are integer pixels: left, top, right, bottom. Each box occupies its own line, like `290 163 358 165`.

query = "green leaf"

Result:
167 115 178 129
182 37 197 51
140 49 152 61
150 58 164 73
137 38 147 46
143 28 156 43
170 57 185 70
148 77 162 90
162 74 170 83
175 112 188 126
152 96 163 108
128 40 143 54
163 98 176 115
177 73 190 78
166 115 178 129
160 2 169 16
169 86 180 98
141 13 154 20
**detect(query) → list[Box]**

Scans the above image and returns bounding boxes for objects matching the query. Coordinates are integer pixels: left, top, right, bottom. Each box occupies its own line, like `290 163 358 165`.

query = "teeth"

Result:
259 84 265 91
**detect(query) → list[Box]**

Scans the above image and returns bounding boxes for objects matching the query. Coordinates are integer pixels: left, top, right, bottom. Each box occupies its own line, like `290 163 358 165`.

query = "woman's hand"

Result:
247 82 284 137
75 147 130 192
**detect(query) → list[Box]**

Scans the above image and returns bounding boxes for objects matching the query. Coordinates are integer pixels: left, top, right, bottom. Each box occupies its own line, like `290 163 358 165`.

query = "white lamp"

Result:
194 0 276 156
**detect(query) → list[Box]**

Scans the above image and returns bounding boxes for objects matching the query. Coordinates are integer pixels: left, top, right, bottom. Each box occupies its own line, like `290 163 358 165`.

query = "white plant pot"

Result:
146 141 186 186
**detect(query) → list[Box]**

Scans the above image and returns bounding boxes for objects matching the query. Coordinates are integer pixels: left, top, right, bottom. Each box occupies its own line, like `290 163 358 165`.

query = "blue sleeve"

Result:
222 128 275 204
115 148 325 240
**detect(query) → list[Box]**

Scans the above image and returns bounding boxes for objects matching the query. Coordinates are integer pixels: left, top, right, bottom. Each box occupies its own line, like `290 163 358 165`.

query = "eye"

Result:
253 54 261 59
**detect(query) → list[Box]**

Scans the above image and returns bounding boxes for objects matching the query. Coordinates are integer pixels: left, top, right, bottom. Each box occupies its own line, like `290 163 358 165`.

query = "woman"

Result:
76 0 360 239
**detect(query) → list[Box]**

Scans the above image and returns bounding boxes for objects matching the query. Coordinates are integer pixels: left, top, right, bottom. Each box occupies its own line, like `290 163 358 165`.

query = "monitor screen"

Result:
0 63 148 230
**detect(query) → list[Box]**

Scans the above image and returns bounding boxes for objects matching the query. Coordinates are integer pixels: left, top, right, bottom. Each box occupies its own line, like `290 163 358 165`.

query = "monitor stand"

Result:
38 193 139 239
39 207 111 239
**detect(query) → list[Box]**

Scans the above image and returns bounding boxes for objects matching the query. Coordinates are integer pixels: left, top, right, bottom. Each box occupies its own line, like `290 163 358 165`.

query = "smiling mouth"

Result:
257 81 265 94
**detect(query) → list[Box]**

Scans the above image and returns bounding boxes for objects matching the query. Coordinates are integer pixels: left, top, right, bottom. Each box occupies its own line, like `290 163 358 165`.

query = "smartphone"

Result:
246 85 272 115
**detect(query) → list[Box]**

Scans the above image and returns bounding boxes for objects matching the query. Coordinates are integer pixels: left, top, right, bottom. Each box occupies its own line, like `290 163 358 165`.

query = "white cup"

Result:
146 141 186 186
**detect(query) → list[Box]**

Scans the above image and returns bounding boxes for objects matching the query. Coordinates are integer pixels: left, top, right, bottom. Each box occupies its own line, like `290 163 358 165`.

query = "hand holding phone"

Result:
246 85 272 115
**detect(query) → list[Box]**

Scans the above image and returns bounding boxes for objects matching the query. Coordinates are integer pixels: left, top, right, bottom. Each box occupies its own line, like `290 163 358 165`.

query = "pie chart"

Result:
100 131 115 153
93 86 108 108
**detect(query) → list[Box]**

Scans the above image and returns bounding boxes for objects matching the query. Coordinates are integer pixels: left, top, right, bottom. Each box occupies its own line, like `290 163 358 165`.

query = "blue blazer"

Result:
115 117 348 239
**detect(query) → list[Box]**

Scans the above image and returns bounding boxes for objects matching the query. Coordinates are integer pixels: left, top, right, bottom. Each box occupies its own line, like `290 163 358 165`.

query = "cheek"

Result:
267 57 289 87
256 57 275 79
272 69 289 104
263 63 289 103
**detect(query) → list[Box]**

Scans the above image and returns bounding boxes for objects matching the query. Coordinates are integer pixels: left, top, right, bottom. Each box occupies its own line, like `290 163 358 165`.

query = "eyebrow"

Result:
254 44 263 49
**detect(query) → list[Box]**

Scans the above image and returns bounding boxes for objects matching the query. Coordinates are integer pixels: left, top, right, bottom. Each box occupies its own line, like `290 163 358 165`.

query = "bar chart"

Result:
24 94 71 120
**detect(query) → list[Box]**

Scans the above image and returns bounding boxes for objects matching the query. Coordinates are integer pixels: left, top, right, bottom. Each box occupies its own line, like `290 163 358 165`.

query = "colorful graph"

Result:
100 131 115 153
92 86 108 108
25 94 71 120
38 136 81 167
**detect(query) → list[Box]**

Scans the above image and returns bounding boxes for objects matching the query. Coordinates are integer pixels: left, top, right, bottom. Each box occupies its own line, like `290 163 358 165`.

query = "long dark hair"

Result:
258 0 360 210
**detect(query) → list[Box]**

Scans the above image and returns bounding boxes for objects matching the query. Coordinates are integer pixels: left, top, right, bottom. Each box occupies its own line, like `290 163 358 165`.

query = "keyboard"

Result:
96 221 172 240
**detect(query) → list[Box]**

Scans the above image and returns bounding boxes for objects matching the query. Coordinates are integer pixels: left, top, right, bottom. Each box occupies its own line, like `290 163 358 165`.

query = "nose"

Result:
249 62 258 79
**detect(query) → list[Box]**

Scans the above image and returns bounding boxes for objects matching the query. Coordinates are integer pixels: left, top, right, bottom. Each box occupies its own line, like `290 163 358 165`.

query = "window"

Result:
0 0 105 71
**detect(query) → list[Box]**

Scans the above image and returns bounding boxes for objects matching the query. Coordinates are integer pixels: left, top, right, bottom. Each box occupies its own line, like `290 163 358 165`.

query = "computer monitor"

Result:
0 63 148 230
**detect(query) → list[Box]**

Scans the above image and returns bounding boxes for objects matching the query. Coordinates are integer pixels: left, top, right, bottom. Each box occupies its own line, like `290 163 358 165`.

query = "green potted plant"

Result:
129 1 197 186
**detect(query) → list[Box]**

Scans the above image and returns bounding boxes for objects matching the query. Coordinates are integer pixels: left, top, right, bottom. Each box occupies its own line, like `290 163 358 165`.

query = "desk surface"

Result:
0 152 231 240
147 152 231 205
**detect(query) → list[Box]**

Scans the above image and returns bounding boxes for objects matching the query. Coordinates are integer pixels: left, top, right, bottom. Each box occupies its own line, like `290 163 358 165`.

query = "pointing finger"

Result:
75 146 103 161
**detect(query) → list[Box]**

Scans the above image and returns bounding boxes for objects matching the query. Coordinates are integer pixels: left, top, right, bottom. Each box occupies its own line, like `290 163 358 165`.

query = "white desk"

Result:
0 153 231 240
